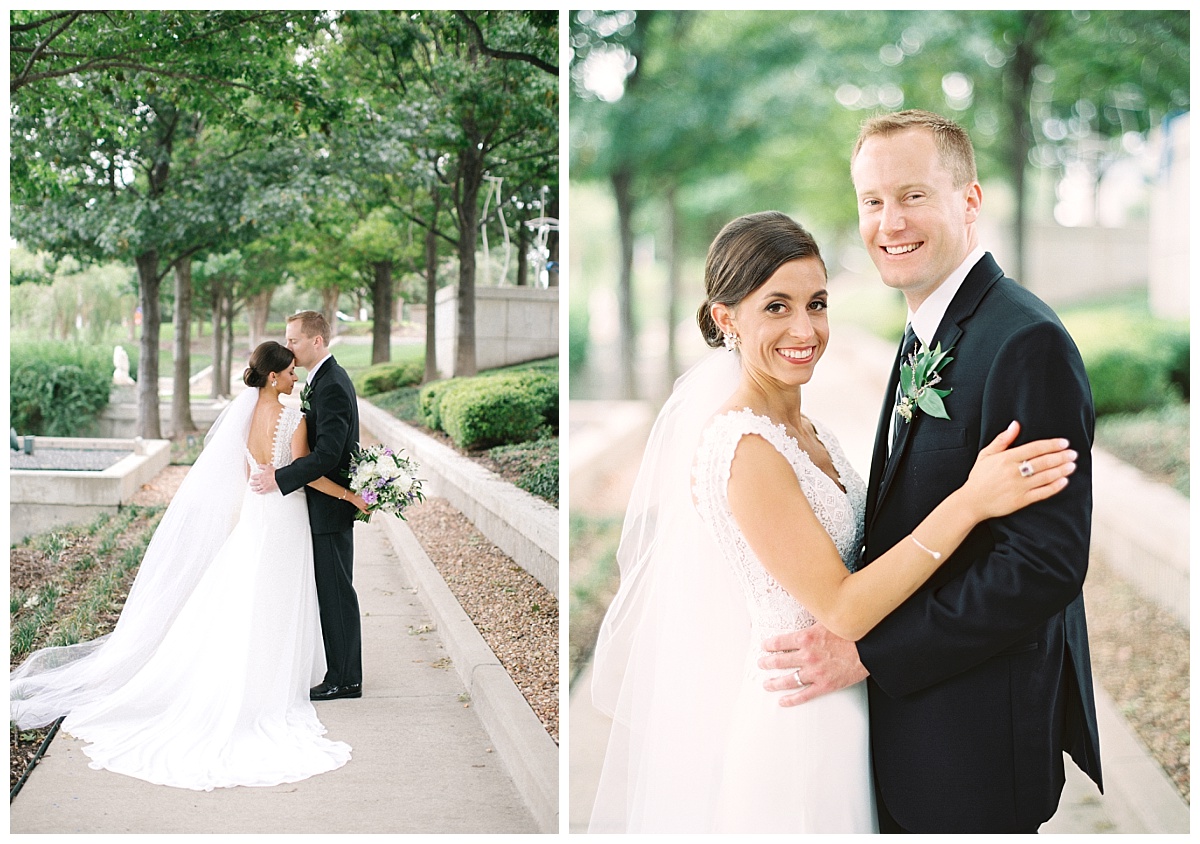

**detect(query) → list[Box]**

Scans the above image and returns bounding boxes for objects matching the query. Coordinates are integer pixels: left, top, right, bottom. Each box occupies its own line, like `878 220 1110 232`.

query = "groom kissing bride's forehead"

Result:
763 109 1102 833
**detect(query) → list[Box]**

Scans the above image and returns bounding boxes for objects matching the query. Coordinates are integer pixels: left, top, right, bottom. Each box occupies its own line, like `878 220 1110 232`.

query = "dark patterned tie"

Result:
890 324 918 454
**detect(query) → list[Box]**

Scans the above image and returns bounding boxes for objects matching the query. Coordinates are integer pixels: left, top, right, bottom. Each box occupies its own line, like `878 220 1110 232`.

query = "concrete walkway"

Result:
10 517 542 834
568 321 1189 833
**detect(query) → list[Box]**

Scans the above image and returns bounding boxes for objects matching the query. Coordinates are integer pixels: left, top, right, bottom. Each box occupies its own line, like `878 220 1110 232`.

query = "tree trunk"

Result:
665 185 682 395
134 250 163 440
1002 10 1049 285
516 221 529 286
247 288 273 350
172 255 197 434
320 288 340 339
424 214 440 383
210 286 225 400
546 195 559 288
454 149 483 378
222 297 235 396
371 259 393 365
612 166 638 399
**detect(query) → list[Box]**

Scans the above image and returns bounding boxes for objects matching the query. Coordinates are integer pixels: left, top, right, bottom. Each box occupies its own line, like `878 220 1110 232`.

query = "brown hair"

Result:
286 310 331 346
851 109 977 188
243 341 294 388
696 211 826 349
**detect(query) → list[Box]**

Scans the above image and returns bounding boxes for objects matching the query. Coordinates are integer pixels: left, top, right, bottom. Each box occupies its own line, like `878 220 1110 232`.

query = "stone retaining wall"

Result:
357 400 558 594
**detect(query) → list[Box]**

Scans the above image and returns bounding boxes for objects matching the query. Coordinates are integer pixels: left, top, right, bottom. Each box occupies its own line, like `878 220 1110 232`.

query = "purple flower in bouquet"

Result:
347 443 425 523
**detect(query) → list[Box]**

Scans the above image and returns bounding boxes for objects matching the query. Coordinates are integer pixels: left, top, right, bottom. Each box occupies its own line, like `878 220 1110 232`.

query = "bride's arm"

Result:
728 422 1074 641
291 418 369 513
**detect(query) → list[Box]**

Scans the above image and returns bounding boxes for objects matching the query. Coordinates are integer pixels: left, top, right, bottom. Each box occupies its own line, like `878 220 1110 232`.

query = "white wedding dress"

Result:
590 351 876 833
13 399 351 791
691 409 876 833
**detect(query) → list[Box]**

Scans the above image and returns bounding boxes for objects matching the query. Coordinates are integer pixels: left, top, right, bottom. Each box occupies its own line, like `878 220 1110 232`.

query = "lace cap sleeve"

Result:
272 406 305 468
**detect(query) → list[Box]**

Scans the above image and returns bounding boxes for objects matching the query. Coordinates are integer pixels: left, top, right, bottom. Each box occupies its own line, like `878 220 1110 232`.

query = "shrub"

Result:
355 359 424 397
11 343 113 436
418 380 456 430
569 305 589 372
440 381 543 450
517 456 558 503
419 367 558 436
1085 348 1175 417
1158 329 1190 401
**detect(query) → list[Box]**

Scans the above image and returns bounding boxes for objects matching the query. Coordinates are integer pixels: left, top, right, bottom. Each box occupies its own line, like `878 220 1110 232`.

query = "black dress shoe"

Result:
310 682 363 701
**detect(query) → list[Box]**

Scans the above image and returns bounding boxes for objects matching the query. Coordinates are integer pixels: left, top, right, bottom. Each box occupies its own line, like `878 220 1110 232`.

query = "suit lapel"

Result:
868 253 1006 531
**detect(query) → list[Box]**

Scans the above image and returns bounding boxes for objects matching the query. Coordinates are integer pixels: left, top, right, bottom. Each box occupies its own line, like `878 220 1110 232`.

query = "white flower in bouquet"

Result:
347 443 425 523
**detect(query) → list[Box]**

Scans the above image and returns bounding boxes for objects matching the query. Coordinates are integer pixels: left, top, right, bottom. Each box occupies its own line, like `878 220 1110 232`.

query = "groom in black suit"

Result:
762 111 1102 831
253 310 364 701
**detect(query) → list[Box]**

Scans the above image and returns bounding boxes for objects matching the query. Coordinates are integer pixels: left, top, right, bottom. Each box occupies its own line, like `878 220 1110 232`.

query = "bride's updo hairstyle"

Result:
243 341 295 388
696 211 826 348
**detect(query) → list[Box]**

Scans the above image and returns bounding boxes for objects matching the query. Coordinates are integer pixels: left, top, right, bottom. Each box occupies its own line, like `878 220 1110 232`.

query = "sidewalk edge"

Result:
379 514 559 834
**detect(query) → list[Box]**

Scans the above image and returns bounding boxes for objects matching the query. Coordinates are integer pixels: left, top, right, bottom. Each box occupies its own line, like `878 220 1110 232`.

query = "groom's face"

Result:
852 128 981 311
285 321 322 370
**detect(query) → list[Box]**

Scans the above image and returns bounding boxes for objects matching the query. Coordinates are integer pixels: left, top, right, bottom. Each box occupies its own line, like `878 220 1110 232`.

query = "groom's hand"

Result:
758 622 868 706
249 464 279 494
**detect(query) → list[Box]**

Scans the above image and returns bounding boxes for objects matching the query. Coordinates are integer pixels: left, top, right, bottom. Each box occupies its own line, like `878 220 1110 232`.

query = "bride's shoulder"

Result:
280 405 305 434
701 407 796 458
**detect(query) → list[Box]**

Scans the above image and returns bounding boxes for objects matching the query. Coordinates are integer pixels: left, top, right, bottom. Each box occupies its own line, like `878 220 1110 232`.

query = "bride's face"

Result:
271 363 299 396
717 257 829 389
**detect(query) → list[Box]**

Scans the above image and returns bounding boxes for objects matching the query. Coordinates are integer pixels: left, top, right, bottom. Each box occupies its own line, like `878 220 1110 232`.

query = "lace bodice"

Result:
245 406 304 473
692 409 866 646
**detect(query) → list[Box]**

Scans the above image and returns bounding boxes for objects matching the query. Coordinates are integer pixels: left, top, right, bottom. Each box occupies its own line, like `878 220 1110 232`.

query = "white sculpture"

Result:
113 345 135 386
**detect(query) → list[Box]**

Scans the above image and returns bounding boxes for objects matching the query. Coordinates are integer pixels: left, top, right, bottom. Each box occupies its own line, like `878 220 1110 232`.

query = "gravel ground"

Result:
402 499 558 743
1082 555 1190 802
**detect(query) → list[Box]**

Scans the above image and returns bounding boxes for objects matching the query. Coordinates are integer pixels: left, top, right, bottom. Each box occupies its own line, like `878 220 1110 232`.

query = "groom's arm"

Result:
856 319 1093 699
275 377 355 496
762 319 1092 704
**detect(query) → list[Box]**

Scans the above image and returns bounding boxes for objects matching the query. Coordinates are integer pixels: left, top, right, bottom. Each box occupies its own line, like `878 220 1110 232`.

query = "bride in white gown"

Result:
11 341 367 791
588 212 1076 832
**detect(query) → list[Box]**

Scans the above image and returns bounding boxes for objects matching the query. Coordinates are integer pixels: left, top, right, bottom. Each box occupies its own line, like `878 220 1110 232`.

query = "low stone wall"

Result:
1090 448 1189 628
357 400 558 594
435 285 558 377
10 437 172 542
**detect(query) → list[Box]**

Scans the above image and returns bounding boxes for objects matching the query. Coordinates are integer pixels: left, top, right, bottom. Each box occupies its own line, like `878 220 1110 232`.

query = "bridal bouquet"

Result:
347 443 425 523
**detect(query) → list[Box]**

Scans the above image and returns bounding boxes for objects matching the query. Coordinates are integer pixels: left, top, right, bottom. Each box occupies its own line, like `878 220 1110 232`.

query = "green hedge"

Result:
354 359 424 397
11 343 113 436
1080 327 1188 416
440 381 544 449
418 367 558 449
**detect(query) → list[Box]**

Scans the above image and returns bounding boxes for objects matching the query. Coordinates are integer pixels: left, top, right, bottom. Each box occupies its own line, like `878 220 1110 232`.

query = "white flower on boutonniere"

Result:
895 342 954 423
300 382 312 413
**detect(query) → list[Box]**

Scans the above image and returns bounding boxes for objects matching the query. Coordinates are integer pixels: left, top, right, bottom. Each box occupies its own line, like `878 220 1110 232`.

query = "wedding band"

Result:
793 670 808 690
1019 460 1034 478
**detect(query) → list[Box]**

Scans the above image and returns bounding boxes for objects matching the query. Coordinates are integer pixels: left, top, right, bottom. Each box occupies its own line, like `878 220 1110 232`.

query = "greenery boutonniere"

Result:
895 342 954 423
300 383 312 413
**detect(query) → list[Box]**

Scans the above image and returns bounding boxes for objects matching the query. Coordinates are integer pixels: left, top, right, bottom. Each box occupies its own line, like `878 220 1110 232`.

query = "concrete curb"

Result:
1090 683 1191 832
378 514 559 834
358 400 558 594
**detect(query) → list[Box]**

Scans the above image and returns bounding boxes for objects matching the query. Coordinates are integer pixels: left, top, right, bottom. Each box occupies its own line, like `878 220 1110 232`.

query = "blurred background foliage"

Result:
568 9 1189 405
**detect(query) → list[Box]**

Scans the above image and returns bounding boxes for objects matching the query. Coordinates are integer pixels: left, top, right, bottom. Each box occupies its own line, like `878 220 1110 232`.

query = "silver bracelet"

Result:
910 534 942 561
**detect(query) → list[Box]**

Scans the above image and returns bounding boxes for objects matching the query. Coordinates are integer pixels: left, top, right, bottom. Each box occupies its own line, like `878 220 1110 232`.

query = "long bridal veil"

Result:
589 349 754 833
11 388 259 729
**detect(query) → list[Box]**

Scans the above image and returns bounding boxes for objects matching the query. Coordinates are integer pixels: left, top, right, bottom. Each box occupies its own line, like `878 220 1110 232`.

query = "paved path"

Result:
10 519 539 834
568 321 1189 833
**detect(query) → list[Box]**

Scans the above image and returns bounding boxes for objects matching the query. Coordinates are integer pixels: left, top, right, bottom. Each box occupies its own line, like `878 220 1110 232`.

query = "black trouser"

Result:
313 529 362 686
876 794 1040 834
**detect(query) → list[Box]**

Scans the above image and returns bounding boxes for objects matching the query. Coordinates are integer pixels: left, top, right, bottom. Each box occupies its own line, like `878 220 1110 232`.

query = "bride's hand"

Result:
960 421 1076 522
347 492 369 514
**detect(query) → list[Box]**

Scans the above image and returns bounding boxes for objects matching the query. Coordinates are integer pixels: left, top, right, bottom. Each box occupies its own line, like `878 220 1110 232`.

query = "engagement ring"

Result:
1019 460 1034 478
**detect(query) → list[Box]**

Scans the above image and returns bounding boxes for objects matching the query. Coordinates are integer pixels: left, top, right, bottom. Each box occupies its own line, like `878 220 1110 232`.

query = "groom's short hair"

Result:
851 109 977 189
287 310 330 346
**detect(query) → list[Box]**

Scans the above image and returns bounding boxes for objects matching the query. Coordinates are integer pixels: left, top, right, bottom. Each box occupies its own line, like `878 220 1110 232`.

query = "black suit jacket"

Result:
856 253 1102 832
275 356 360 535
